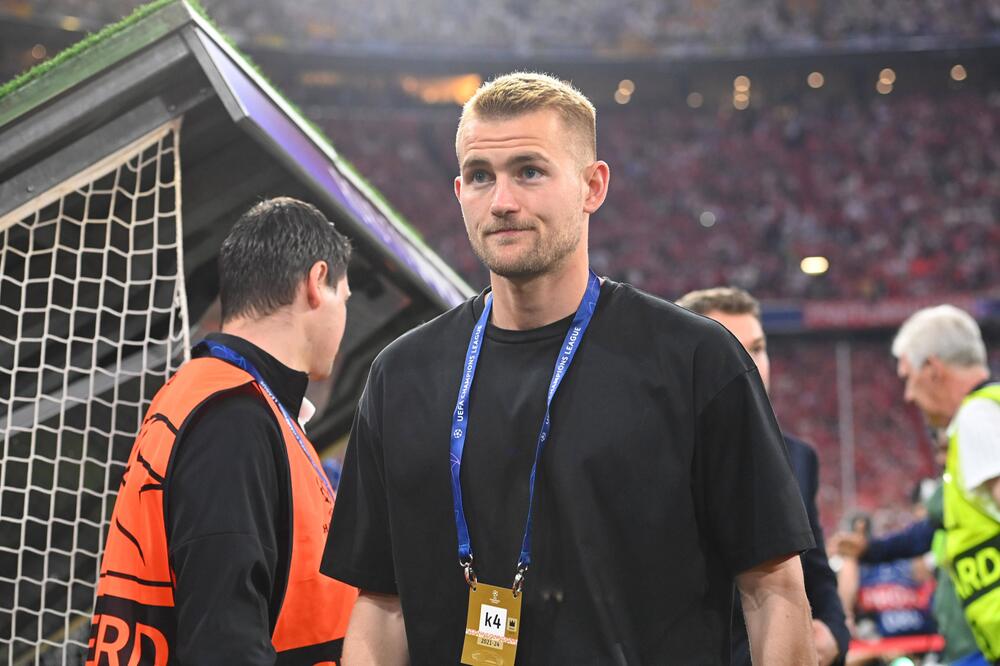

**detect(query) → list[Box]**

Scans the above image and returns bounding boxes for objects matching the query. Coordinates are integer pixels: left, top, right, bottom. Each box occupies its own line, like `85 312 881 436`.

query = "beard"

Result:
467 216 583 279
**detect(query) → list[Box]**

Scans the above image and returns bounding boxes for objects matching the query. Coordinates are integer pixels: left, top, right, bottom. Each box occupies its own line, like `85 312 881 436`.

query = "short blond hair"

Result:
676 287 761 319
456 72 597 162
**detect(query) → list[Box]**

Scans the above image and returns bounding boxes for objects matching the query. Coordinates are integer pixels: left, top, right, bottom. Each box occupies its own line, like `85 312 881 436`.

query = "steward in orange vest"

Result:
87 198 358 665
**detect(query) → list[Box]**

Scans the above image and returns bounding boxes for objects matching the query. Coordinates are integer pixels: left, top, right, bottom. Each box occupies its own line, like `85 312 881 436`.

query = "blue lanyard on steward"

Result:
449 271 601 592
200 340 335 500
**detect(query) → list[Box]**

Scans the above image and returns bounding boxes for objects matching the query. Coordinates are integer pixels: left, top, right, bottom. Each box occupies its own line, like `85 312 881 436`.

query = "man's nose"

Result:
489 176 519 218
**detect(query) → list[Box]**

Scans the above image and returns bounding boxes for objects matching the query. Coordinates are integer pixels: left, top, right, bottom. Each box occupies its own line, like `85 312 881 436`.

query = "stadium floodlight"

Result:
800 256 830 275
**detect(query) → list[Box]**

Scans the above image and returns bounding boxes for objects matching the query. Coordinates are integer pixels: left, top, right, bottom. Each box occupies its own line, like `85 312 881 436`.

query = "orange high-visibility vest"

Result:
86 357 357 665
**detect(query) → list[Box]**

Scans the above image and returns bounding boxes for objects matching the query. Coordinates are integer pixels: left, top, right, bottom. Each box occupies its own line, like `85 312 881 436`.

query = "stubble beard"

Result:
468 216 583 279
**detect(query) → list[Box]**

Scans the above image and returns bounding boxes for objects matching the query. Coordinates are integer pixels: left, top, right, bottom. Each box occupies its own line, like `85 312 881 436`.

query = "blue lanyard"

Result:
449 271 601 593
200 340 335 500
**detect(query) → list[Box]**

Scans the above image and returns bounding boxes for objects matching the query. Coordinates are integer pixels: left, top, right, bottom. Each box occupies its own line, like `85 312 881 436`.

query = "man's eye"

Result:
472 170 489 183
523 167 541 179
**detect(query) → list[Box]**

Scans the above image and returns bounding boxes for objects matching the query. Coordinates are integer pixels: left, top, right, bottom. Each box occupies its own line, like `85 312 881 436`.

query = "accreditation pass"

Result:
461 582 522 665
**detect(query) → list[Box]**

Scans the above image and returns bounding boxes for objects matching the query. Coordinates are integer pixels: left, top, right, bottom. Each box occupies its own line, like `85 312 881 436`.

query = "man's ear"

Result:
926 355 945 380
305 260 328 309
583 160 610 214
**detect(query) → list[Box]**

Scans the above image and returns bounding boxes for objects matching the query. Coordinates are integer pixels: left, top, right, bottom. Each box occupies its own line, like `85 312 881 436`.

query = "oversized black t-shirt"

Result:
321 279 813 665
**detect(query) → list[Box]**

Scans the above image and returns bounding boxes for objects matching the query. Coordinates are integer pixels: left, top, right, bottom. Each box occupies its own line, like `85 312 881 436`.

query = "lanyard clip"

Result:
512 562 528 598
461 556 478 590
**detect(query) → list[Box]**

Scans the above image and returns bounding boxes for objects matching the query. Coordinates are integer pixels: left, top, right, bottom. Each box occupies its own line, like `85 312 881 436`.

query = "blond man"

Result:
322 73 816 664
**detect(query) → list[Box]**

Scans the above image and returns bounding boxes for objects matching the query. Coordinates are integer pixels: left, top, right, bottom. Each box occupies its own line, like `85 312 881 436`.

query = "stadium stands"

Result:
7 0 1000 55
771 339 935 532
318 90 1000 303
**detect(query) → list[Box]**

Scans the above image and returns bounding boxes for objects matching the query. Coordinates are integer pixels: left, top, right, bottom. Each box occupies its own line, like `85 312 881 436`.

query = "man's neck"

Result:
488 260 590 331
946 365 992 420
958 366 992 394
221 314 309 375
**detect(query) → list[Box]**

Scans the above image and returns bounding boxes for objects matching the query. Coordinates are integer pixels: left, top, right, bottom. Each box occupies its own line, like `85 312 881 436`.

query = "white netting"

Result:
0 120 190 665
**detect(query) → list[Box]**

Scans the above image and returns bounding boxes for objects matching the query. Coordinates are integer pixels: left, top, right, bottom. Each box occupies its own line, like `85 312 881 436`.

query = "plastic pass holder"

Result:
460 581 521 665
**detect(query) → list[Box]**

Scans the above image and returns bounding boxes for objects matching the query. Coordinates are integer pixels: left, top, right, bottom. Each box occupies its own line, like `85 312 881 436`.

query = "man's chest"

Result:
379 348 697 529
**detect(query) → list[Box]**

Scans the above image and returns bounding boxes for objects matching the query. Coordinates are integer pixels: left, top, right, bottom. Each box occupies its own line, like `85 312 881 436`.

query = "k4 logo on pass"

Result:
461 583 521 665
479 604 506 641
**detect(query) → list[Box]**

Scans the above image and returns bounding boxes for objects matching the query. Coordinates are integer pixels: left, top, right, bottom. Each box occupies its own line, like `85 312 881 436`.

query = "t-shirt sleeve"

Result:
167 389 283 665
321 362 398 594
956 397 1000 492
694 367 815 576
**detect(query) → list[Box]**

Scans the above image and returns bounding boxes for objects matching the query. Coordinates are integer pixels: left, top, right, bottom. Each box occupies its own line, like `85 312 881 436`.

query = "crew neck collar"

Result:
469 279 614 344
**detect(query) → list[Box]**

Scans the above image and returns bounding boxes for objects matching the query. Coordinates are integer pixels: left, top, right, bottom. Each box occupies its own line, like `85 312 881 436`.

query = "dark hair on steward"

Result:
219 197 352 322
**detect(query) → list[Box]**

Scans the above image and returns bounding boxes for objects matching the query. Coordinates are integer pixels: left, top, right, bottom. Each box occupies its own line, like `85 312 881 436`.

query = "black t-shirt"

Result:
731 435 850 666
322 279 813 665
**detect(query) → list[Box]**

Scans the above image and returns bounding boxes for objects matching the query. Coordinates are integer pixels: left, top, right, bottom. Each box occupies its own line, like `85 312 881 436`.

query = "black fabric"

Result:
197 332 310 417
163 333 305 665
323 279 814 665
731 434 851 666
274 638 344 665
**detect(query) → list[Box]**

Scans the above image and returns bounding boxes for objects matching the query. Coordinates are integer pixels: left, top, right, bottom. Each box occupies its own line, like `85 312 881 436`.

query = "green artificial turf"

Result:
0 0 179 101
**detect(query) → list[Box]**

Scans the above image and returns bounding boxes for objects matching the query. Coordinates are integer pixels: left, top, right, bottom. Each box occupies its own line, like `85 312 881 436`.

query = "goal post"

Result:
0 119 190 665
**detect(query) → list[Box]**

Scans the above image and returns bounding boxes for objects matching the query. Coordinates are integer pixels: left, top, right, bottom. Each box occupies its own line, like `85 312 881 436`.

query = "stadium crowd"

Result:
208 0 1000 55
320 90 1000 303
772 339 1000 535
3 0 1000 56
769 339 937 533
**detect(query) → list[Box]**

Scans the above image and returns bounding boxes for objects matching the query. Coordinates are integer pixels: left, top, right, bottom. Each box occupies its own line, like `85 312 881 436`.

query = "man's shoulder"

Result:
603 281 754 377
957 392 1000 423
182 384 282 442
601 279 736 343
168 385 287 498
372 296 474 371
956 393 1000 438
783 434 817 461
782 434 819 489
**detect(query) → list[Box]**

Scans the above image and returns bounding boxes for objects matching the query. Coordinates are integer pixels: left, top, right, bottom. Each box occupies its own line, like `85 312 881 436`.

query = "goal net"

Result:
0 119 190 665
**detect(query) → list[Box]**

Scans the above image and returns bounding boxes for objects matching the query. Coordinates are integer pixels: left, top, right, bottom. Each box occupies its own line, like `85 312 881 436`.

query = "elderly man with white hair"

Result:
892 304 1000 666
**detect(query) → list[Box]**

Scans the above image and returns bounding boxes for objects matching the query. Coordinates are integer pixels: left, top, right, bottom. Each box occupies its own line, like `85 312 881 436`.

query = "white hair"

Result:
891 304 987 369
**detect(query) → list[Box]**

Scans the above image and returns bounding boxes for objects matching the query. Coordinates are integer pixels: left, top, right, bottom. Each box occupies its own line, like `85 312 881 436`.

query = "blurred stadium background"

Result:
1 0 999 663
